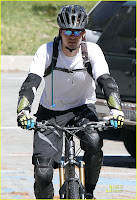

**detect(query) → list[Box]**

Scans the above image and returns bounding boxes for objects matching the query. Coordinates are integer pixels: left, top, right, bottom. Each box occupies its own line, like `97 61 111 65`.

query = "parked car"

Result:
85 1 126 43
85 1 136 158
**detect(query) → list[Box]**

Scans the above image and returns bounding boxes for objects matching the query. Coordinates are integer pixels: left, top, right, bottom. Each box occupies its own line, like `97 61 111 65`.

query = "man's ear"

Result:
83 30 86 37
82 30 86 41
59 29 62 37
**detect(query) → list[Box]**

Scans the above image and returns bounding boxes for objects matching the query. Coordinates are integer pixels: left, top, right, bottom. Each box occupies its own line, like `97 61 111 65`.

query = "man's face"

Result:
60 29 86 50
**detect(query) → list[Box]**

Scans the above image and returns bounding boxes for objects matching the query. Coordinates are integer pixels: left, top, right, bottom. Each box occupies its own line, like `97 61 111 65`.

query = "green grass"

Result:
1 1 98 55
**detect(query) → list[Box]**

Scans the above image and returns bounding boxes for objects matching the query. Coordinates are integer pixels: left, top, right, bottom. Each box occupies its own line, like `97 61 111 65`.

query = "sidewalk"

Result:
1 55 33 72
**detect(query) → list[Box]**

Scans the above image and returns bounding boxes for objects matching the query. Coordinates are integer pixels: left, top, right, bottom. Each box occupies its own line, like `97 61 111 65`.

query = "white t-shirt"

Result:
29 41 109 111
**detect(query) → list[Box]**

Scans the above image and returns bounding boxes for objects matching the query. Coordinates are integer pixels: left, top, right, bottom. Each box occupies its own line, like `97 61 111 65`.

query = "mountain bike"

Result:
35 120 111 199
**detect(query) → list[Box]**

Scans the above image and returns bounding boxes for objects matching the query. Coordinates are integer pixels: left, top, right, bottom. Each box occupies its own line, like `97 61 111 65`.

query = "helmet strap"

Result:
65 44 81 52
65 46 76 52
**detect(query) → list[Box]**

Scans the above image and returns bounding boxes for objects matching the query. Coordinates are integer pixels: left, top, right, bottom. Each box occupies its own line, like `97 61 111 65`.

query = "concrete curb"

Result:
1 55 33 72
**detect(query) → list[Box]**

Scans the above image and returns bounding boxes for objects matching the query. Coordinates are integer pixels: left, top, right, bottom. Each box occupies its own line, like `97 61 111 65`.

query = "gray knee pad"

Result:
80 129 103 153
33 156 54 199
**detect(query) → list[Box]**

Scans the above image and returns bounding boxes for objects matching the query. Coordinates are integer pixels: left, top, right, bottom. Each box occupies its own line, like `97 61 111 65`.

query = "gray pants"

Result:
32 104 103 198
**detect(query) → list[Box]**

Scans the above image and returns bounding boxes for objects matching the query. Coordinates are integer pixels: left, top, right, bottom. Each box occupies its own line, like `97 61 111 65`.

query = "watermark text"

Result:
106 185 123 193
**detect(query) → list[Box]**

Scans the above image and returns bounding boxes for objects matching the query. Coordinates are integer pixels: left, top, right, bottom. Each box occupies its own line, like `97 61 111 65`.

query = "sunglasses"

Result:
63 30 83 36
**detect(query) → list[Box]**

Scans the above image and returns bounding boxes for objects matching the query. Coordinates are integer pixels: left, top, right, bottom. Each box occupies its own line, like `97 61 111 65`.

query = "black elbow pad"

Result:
17 73 42 113
97 74 122 111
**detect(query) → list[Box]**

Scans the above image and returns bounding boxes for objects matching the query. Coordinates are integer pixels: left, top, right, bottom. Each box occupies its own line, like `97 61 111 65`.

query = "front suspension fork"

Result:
59 160 85 187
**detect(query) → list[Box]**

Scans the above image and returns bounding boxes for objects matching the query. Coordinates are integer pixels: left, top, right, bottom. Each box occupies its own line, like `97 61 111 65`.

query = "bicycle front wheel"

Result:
67 180 80 199
65 165 80 199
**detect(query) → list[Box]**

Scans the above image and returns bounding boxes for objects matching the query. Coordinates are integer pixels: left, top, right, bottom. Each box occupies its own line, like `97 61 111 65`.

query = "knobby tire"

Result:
68 180 80 199
66 165 80 199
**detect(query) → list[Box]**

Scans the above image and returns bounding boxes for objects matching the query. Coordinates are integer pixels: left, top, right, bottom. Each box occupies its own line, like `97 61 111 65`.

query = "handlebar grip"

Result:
105 120 110 126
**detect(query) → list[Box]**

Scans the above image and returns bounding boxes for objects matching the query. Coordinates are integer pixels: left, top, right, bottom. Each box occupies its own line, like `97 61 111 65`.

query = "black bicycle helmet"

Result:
57 5 88 29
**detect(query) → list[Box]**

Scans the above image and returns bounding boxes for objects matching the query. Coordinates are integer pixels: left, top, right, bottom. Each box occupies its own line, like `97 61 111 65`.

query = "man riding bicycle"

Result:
17 5 124 199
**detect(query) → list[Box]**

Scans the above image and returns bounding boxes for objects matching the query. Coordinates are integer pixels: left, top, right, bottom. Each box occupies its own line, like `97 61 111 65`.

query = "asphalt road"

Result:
1 72 136 199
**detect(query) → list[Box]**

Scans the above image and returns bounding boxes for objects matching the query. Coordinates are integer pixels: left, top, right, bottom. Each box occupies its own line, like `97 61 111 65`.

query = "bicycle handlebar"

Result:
34 120 112 133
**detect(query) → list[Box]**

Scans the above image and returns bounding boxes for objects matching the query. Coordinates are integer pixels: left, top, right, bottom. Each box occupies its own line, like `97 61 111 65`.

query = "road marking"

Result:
1 170 33 173
0 127 20 129
1 170 135 175
100 172 136 175
1 153 131 157
103 154 130 156
2 77 26 80
1 153 32 156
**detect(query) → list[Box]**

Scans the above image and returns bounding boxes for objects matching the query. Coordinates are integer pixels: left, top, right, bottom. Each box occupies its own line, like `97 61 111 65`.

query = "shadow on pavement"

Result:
103 155 136 168
61 155 136 168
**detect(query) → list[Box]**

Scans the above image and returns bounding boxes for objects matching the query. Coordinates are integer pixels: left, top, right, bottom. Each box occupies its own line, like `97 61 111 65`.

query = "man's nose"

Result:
70 33 75 37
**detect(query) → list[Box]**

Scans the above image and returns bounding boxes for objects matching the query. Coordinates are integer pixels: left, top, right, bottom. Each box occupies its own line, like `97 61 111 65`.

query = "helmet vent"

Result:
72 16 75 25
78 14 81 20
66 13 69 25
72 7 76 14
60 15 64 25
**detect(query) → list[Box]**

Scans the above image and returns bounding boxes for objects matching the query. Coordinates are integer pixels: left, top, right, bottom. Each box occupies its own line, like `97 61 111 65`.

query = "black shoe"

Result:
86 193 96 199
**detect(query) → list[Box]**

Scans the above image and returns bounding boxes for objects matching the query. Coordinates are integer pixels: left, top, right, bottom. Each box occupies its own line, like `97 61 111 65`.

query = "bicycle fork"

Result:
59 140 85 199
